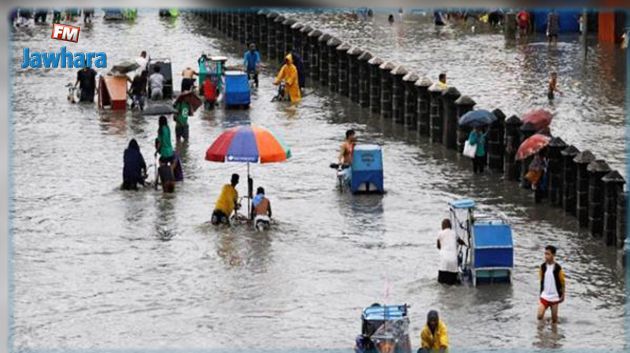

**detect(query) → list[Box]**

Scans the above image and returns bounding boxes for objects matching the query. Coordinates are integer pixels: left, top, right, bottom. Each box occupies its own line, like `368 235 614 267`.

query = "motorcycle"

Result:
270 81 288 102
66 83 78 103
329 163 351 191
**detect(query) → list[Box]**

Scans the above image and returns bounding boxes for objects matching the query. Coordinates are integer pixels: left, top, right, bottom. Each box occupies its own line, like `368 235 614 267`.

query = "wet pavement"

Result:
9 9 626 351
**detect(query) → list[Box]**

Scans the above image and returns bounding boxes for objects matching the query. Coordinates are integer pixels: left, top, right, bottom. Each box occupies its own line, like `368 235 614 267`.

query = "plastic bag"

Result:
463 141 477 158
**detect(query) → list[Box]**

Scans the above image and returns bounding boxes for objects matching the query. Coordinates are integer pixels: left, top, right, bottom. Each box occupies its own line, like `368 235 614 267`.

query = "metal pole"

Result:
582 8 588 60
247 162 251 220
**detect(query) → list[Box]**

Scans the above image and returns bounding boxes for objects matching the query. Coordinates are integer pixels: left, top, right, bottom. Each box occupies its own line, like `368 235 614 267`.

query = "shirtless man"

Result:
338 129 357 167
181 67 198 92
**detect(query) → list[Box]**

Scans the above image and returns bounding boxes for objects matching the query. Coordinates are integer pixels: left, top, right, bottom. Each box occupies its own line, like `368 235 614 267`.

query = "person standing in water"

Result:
546 10 560 44
74 66 97 103
467 126 487 174
149 65 165 100
122 139 147 190
181 67 198 92
129 71 148 111
537 245 566 324
173 100 190 142
547 72 562 100
243 43 261 88
436 219 466 285
338 129 357 167
419 310 449 353
155 116 175 168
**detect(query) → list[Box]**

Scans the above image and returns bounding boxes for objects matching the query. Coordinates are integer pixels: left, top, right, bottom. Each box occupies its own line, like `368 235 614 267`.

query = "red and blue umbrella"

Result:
205 125 291 163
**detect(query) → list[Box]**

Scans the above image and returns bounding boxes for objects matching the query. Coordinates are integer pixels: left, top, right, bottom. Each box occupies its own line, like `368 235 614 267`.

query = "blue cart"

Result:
224 70 251 109
448 199 513 286
350 145 384 194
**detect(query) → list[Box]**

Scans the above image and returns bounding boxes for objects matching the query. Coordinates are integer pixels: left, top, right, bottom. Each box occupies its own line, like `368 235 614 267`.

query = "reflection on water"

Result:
10 9 626 352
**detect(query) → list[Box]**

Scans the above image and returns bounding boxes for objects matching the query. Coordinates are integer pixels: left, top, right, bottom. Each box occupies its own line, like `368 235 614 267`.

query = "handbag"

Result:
463 140 477 158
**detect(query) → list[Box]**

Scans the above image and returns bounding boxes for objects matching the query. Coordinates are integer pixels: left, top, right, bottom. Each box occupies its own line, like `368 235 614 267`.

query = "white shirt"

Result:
437 228 459 273
135 56 148 75
540 263 560 301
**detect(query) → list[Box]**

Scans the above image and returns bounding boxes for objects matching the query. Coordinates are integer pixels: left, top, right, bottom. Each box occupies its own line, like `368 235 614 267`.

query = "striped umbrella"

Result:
205 125 291 216
205 125 291 163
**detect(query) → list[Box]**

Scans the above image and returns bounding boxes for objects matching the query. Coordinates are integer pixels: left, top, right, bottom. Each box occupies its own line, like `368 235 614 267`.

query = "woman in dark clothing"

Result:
122 139 147 190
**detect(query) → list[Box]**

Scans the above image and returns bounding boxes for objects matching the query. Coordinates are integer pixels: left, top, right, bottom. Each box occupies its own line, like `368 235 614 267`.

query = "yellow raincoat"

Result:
420 320 449 351
274 54 301 103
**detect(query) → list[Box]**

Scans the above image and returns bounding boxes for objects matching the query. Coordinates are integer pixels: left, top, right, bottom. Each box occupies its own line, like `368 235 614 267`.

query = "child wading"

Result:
537 245 566 324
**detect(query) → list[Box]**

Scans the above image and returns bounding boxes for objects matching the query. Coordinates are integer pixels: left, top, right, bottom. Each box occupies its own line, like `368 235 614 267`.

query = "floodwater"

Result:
10 9 627 352
286 10 627 172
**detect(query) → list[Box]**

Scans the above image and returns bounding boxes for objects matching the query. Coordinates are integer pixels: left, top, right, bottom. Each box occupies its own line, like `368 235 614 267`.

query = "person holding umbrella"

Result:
467 126 488 174
527 150 549 203
516 133 552 203
212 174 241 226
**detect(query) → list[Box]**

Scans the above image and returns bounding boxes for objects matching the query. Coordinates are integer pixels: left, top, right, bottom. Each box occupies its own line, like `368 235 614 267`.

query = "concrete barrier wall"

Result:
194 9 627 248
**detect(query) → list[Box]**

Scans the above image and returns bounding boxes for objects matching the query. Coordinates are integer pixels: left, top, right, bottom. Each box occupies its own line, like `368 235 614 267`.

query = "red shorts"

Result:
540 298 560 309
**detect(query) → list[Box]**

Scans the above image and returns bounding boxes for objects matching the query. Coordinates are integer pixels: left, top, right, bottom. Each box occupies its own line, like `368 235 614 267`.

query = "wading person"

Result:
467 126 487 174
419 310 448 353
129 71 147 111
212 174 240 225
243 43 261 88
527 151 548 203
149 65 165 101
74 66 97 102
437 219 465 285
547 72 562 101
287 44 306 90
546 10 559 44
273 54 301 103
517 9 530 36
122 139 147 190
251 187 272 229
338 129 357 167
173 100 190 142
155 116 176 192
181 67 198 92
135 51 148 76
537 245 566 324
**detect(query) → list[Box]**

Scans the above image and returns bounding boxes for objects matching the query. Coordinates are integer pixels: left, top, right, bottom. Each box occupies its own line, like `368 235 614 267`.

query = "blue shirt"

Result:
243 50 261 72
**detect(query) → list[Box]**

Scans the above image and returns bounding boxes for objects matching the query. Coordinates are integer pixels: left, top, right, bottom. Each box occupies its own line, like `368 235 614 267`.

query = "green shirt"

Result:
468 131 487 157
158 125 174 158
175 102 190 127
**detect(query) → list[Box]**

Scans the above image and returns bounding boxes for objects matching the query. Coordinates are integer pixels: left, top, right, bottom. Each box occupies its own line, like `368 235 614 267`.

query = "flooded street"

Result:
10 9 626 351
287 10 627 172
